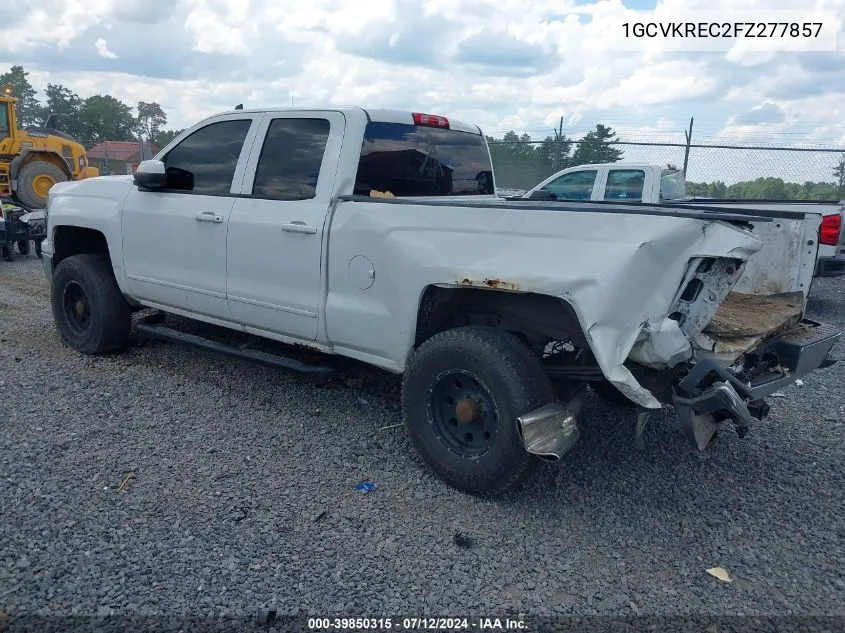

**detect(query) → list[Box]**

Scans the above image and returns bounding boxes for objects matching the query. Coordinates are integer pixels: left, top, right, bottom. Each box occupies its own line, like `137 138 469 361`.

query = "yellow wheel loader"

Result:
0 86 99 209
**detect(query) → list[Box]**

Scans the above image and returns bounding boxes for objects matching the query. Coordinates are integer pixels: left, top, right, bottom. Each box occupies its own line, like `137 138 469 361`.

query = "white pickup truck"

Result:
523 161 845 278
39 108 841 496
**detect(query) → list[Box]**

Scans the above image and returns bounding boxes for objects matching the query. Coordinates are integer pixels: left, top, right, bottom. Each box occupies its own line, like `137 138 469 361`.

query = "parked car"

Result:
39 109 840 496
521 162 845 278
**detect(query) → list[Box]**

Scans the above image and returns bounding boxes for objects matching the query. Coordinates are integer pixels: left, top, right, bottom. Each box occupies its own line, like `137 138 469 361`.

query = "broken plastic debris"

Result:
355 481 378 493
796 379 805 386
706 567 732 583
770 392 788 398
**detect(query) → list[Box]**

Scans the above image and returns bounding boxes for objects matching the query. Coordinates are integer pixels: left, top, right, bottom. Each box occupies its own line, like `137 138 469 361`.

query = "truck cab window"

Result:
252 118 330 200
355 122 494 197
604 169 645 201
162 119 252 195
542 170 596 200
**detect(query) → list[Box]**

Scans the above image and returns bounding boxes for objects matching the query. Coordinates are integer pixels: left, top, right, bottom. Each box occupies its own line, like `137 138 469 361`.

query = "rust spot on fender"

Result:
456 278 520 291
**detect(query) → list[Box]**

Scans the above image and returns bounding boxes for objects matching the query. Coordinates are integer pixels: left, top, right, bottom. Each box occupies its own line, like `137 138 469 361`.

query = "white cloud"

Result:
182 0 251 55
0 0 843 185
95 38 118 59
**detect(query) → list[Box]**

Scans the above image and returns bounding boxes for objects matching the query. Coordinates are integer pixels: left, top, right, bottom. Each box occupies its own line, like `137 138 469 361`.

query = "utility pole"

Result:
550 116 565 171
138 128 145 170
682 116 694 177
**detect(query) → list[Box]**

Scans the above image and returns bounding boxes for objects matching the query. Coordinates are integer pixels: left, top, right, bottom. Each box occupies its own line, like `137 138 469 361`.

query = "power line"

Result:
487 139 845 152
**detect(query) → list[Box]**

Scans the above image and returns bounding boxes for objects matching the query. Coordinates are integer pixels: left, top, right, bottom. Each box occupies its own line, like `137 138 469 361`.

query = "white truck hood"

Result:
48 175 135 208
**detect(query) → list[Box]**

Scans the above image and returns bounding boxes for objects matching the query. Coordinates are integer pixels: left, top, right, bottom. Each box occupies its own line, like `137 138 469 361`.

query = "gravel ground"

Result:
1 254 844 631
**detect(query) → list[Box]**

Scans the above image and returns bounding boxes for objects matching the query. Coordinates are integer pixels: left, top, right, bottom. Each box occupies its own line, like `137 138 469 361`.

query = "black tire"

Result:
15 161 69 209
1 244 14 262
17 240 30 256
51 254 131 354
401 326 555 496
591 380 636 408
34 240 42 259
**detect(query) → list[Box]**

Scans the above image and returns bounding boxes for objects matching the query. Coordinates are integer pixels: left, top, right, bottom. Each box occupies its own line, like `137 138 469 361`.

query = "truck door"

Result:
121 113 261 319
226 111 345 341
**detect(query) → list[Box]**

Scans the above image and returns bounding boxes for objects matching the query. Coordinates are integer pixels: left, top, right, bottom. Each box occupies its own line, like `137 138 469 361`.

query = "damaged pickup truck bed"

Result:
39 106 841 496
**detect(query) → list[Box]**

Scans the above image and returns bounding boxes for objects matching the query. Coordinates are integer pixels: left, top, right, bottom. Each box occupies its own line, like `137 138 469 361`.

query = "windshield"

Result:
355 122 494 197
660 169 686 200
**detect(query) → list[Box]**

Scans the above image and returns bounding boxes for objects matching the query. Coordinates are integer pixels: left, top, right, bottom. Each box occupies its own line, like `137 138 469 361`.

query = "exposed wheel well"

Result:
53 226 109 267
414 285 589 354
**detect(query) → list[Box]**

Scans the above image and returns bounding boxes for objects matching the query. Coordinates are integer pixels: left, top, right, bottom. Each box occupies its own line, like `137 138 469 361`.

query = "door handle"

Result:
281 221 317 234
195 211 223 223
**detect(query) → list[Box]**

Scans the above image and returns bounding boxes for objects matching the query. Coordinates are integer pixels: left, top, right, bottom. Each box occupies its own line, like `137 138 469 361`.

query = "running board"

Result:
135 321 336 378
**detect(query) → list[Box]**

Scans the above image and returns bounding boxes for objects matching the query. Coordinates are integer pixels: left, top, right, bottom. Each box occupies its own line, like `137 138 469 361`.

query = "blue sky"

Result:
1 0 843 183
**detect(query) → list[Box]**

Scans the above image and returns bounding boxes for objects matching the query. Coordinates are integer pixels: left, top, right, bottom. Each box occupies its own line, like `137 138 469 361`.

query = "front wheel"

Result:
1 244 14 262
51 254 131 354
17 240 31 256
401 326 555 496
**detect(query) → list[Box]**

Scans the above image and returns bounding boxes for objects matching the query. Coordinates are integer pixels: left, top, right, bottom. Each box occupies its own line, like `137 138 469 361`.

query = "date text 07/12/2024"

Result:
307 617 527 630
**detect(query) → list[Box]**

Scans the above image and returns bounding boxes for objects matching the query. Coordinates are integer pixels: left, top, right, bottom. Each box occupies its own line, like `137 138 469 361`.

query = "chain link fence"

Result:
488 139 845 199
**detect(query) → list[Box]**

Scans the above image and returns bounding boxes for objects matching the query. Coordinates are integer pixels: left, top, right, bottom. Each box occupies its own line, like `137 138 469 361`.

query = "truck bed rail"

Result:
335 194 807 224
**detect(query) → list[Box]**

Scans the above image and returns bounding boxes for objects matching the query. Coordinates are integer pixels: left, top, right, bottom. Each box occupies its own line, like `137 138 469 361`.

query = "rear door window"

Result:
355 122 493 196
604 169 645 201
252 118 331 200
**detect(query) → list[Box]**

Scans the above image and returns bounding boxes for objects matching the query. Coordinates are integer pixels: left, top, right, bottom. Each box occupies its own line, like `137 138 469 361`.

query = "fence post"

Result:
683 116 694 177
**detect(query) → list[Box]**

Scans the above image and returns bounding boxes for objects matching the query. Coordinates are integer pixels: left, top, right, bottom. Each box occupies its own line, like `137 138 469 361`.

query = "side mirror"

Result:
133 160 167 189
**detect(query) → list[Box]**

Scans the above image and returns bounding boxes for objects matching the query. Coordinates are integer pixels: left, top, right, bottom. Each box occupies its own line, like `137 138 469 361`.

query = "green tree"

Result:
152 128 184 148
43 83 84 138
686 177 839 200
535 133 573 171
0 65 44 127
77 94 137 146
833 154 845 199
570 124 624 165
136 101 168 144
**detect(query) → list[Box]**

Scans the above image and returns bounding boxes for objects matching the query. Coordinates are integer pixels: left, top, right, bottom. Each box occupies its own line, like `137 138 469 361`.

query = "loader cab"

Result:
0 96 11 143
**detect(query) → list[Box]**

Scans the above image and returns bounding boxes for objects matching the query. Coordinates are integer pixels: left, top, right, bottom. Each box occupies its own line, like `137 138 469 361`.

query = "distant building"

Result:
86 141 159 176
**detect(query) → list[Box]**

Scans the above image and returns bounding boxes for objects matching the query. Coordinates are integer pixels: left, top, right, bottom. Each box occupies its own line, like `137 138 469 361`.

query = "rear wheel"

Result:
16 161 68 209
401 326 555 496
1 244 14 262
17 240 30 256
51 254 131 354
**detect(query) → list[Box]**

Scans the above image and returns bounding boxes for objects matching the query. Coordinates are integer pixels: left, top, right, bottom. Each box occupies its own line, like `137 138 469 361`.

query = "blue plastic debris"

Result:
355 481 378 492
